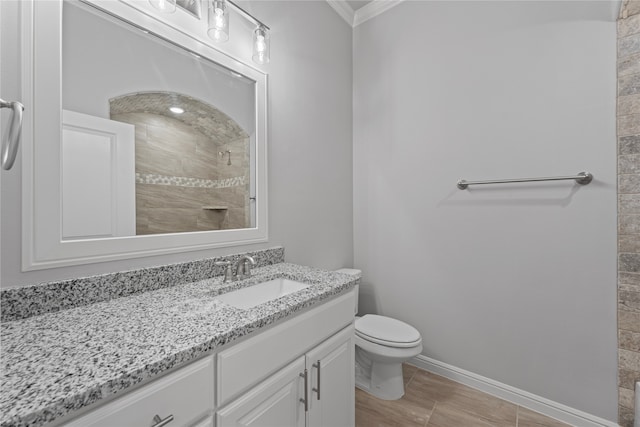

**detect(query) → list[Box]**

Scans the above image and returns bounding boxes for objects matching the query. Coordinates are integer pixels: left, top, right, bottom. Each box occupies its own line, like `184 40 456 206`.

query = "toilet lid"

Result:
355 315 421 347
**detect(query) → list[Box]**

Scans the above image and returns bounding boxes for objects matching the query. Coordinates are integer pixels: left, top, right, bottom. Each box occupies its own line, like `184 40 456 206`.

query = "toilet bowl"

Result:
354 314 422 400
335 269 423 400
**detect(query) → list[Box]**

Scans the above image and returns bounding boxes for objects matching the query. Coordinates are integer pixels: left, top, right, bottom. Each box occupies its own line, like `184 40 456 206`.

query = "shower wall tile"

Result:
619 12 640 38
620 348 640 371
620 253 640 273
620 174 640 193
619 330 640 352
618 13 640 425
619 309 640 332
621 406 635 427
619 32 640 57
618 96 640 116
620 272 640 287
620 235 640 252
619 194 640 213
620 387 635 410
619 288 640 311
629 0 640 17
620 368 640 389
619 154 640 173
618 114 640 135
619 73 640 97
619 134 640 154
619 214 640 233
618 53 640 76
115 112 250 235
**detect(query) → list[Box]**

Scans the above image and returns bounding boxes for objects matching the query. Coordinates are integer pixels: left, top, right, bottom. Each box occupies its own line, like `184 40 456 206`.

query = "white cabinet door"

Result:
306 325 355 427
217 356 306 427
192 414 215 427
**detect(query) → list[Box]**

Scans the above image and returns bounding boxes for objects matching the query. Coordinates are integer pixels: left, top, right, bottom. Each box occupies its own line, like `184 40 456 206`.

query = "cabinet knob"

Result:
152 414 174 427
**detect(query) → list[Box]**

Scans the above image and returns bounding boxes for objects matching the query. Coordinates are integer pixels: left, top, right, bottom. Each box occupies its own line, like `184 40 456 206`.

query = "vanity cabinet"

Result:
217 356 306 427
60 288 356 427
217 326 354 427
306 326 355 427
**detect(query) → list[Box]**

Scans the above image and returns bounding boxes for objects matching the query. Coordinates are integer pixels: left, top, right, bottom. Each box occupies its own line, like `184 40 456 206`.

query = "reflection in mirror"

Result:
110 92 251 235
62 0 255 239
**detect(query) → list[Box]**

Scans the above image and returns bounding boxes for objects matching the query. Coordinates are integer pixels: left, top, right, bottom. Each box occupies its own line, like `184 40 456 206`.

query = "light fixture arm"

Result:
226 0 269 31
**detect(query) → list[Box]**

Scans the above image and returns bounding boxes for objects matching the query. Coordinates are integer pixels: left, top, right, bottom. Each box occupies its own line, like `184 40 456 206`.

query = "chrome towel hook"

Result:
1 98 25 170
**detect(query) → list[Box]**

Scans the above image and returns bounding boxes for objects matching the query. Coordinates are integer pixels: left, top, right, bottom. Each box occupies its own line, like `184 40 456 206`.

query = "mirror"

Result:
62 1 255 238
21 0 268 270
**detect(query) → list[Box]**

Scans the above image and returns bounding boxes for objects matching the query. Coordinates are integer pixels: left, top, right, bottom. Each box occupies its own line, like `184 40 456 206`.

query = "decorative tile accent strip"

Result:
0 247 284 322
136 172 246 189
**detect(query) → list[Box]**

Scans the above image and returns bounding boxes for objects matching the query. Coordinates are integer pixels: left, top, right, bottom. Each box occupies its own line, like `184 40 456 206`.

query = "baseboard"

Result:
409 355 618 427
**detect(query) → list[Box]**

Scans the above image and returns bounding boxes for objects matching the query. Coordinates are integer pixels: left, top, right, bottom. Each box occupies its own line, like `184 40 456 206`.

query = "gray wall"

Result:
0 0 353 287
353 1 618 421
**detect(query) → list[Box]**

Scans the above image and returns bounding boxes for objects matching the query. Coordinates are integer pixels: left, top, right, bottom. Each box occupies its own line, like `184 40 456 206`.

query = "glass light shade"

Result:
252 26 270 65
149 0 176 13
207 0 229 42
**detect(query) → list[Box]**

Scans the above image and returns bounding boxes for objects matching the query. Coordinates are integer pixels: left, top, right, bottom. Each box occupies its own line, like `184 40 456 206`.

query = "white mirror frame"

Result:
21 0 268 270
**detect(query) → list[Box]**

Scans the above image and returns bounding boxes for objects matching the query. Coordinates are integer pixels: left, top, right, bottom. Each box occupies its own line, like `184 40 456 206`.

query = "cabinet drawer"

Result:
64 356 215 427
217 289 356 406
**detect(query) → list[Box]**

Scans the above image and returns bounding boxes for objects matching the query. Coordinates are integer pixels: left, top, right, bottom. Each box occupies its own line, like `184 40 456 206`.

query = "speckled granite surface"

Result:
1 247 285 322
0 262 359 427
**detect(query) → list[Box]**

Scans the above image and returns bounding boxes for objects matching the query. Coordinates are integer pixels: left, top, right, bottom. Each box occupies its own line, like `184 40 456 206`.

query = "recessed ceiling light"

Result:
169 107 184 114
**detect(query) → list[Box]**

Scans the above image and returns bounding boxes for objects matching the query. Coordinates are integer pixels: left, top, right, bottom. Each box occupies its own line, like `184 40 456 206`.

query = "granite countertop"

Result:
0 263 359 427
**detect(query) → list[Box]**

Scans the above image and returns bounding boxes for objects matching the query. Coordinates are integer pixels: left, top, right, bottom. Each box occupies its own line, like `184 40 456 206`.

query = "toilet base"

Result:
355 347 406 400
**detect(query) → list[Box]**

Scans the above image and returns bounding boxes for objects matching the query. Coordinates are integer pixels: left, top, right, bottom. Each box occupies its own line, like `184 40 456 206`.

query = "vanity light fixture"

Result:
149 0 271 64
207 0 270 65
169 106 184 114
149 0 176 13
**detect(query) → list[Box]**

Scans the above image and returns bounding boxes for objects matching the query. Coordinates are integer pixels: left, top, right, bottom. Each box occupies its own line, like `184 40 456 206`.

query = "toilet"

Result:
336 269 423 400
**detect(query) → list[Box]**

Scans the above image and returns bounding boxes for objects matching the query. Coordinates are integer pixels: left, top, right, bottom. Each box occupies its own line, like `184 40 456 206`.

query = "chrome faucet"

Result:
234 255 256 280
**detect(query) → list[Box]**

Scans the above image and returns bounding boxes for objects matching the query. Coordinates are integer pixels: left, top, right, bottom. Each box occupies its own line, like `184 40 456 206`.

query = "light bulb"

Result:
252 26 270 64
208 0 229 42
214 8 226 28
255 35 266 52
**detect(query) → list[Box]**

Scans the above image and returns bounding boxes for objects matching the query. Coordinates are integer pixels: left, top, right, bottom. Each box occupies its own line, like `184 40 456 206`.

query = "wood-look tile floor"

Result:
355 364 572 427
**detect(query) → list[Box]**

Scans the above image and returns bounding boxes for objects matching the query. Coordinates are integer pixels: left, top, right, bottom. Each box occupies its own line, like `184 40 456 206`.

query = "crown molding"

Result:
326 0 355 26
353 0 403 27
327 0 404 28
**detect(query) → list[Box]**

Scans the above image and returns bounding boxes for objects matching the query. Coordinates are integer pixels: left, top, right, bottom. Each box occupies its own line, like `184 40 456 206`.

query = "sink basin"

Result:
215 278 310 309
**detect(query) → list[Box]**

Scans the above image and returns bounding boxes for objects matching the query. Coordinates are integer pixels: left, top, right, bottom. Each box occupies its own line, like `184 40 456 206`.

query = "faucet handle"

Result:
215 261 234 283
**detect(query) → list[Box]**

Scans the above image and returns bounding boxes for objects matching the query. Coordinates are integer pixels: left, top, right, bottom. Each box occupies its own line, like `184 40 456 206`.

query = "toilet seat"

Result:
355 315 422 348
